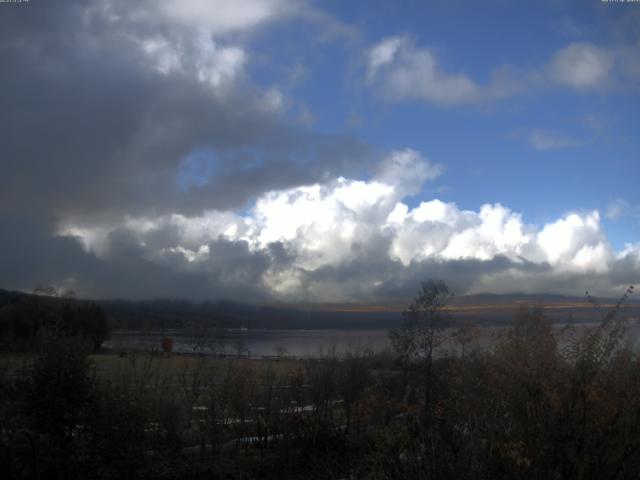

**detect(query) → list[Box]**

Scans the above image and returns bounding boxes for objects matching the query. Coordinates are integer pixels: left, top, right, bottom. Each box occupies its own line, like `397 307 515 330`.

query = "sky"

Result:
0 0 639 303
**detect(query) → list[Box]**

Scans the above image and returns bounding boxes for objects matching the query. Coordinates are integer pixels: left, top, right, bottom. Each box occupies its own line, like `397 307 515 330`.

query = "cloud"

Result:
548 42 615 90
607 198 629 220
0 0 373 302
157 0 296 35
365 36 522 106
521 129 582 150
365 36 638 107
534 212 609 272
373 149 443 195
48 150 640 302
139 33 247 90
605 198 640 222
0 0 372 227
367 37 405 79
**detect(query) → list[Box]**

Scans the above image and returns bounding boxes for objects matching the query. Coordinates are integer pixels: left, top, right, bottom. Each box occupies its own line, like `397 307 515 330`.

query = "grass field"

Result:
2 350 302 377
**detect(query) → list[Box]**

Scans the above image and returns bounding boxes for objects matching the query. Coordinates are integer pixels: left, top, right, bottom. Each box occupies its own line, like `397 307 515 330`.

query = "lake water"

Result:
107 329 391 357
106 321 640 358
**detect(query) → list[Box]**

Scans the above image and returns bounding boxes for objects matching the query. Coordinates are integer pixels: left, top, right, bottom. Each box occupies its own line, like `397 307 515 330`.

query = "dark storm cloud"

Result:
300 246 552 302
298 248 636 302
0 215 275 302
0 216 93 291
0 0 371 225
0 0 374 298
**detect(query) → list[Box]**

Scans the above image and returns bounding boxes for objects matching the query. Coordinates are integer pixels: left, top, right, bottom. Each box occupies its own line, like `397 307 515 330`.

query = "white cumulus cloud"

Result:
57 149 639 301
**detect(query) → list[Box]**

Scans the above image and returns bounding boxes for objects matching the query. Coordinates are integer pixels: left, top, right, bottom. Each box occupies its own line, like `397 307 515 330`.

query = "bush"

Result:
22 335 96 478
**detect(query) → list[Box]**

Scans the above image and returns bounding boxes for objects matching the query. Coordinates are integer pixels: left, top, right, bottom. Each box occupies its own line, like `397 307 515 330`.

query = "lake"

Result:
107 329 391 357
106 320 640 358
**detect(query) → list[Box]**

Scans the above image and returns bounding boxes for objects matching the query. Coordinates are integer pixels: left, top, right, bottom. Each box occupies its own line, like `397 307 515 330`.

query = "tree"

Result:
185 317 225 354
453 319 480 359
338 350 371 434
389 280 453 414
83 303 109 352
58 302 109 352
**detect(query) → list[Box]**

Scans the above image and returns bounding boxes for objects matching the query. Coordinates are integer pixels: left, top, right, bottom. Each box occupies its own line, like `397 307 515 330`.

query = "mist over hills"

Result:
1 287 637 332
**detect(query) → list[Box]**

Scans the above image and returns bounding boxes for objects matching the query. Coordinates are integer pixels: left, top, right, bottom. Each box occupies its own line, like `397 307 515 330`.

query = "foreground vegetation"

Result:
1 283 638 479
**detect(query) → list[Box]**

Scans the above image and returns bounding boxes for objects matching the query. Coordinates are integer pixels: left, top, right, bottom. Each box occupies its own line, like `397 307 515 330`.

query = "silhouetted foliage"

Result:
0 290 110 352
2 282 640 479
22 336 96 479
389 279 453 416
